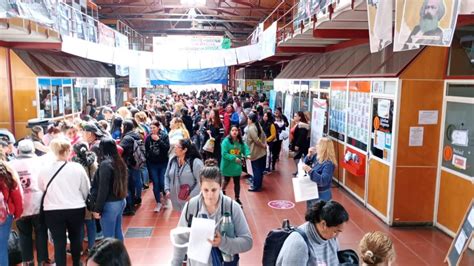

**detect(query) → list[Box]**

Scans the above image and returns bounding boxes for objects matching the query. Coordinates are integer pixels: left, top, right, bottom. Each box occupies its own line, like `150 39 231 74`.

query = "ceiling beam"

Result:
118 18 259 23
313 29 369 39
100 13 262 20
276 46 325 53
134 27 252 33
97 4 273 11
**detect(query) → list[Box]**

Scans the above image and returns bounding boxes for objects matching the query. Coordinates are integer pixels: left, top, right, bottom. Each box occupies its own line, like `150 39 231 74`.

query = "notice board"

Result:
442 102 474 177
445 200 474 266
371 98 394 162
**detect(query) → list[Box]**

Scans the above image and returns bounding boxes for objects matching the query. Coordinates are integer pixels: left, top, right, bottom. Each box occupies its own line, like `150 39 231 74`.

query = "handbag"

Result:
178 184 191 201
8 230 22 265
39 162 67 224
203 137 215 153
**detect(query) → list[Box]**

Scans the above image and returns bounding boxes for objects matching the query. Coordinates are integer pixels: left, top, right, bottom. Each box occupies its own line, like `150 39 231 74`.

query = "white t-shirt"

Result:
39 161 90 211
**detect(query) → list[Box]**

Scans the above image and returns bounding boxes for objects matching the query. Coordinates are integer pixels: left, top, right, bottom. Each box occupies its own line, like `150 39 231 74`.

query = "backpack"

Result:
0 189 9 225
131 138 146 169
184 194 234 227
262 219 310 266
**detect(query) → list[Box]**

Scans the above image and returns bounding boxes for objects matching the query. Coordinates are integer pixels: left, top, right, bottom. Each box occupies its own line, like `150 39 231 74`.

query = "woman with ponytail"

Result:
171 159 253 266
245 112 267 192
276 200 349 266
359 231 395 265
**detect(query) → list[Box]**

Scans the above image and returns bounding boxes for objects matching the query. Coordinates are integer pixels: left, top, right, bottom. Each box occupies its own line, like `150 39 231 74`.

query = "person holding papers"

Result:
171 159 253 266
302 137 337 209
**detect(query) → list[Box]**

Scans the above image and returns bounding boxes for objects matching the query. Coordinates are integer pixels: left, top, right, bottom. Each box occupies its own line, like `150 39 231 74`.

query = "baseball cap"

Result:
17 139 35 154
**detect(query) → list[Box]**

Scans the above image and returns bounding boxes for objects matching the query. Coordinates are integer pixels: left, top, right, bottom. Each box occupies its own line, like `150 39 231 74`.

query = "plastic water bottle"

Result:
220 212 235 262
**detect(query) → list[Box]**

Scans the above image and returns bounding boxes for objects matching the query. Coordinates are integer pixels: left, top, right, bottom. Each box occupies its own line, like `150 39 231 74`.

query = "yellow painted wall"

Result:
437 170 474 232
393 46 448 223
10 51 37 138
368 159 389 216
0 47 12 131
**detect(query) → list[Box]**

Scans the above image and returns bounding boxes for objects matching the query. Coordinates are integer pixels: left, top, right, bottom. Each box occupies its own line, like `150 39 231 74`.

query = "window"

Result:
51 79 64 117
38 78 52 119
63 79 73 115
72 84 82 113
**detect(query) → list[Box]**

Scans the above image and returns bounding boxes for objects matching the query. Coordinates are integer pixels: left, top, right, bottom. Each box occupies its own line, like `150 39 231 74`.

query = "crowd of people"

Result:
0 89 396 265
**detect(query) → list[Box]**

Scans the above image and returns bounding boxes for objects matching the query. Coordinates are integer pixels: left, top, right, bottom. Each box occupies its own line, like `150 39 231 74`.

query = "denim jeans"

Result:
16 214 49 264
141 165 149 185
81 219 97 249
127 167 142 208
251 156 267 190
0 215 13 266
100 199 126 241
147 162 167 203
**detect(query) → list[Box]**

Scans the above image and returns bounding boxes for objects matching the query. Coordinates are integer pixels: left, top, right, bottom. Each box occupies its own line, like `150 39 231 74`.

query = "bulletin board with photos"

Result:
329 81 347 141
347 81 371 151
371 97 394 162
441 101 474 178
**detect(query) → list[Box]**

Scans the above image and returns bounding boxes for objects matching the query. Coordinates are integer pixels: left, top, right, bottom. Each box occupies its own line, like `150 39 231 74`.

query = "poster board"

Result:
347 81 371 151
329 81 347 141
441 102 474 177
310 98 328 148
445 199 474 266
371 98 394 162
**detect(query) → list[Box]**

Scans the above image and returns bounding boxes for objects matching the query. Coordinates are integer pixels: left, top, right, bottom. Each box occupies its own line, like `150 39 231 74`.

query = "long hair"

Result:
99 138 128 198
248 112 263 138
317 137 338 166
121 119 135 137
31 126 43 142
296 111 308 124
210 108 222 128
227 125 243 145
0 161 18 190
179 138 202 162
171 117 190 139
111 116 123 134
199 159 222 186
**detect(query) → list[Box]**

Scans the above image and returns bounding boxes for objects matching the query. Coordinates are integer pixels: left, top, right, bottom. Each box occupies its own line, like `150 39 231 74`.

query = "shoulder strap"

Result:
40 162 67 209
294 228 311 259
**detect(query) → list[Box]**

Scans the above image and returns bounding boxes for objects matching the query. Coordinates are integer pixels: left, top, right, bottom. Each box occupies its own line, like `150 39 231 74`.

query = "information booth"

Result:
276 44 448 226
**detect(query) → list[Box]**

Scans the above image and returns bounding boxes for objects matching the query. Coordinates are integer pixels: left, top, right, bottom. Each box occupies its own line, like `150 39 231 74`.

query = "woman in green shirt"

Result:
220 125 250 206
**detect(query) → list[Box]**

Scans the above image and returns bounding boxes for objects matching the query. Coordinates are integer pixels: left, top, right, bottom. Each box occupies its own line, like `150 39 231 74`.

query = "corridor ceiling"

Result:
95 0 286 43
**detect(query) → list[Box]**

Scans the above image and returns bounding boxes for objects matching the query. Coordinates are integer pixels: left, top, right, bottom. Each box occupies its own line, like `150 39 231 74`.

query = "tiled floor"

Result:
62 157 473 265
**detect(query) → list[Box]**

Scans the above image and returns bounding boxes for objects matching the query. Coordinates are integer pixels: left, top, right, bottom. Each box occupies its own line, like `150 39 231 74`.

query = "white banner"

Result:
367 0 393 53
129 67 147 88
247 44 262 62
62 35 89 58
310 99 328 148
460 0 474 14
222 49 237 65
153 35 224 52
260 21 277 59
394 0 419 52
236 46 250 64
115 31 129 76
399 0 461 49
86 41 114 64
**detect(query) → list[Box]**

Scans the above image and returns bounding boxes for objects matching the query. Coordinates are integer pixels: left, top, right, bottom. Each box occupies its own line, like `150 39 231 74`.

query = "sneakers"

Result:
154 203 162 213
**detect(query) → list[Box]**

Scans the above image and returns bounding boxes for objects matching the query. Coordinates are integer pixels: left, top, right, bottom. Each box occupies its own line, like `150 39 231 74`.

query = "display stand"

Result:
445 199 474 266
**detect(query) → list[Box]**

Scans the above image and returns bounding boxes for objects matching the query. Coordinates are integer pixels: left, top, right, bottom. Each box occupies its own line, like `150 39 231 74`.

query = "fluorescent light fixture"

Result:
180 0 206 6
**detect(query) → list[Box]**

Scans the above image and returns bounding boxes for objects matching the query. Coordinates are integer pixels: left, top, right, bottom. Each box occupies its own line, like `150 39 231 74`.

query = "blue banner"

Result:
269 90 277 111
150 67 228 85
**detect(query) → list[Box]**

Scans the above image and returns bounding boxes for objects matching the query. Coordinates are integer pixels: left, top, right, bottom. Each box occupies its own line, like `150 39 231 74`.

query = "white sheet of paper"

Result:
409 127 424 147
375 130 386 150
377 99 390 118
297 159 306 178
245 159 253 177
468 207 474 227
455 230 467 254
187 218 215 264
292 175 319 202
418 110 438 125
452 130 469 147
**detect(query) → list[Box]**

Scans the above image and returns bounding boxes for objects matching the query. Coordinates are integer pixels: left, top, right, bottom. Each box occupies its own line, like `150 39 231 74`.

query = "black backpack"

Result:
262 219 310 266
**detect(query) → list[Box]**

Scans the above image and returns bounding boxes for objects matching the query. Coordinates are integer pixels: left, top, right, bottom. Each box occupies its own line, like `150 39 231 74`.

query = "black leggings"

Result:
45 208 85 266
222 176 241 200
272 140 283 167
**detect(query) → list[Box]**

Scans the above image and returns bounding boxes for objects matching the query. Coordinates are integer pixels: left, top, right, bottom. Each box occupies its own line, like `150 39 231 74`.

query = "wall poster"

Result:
371 97 394 162
310 98 328 148
442 101 474 177
329 81 347 141
347 81 371 151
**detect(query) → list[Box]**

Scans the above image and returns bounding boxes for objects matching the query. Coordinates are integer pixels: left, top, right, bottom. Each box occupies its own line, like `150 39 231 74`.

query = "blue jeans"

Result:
0 215 13 266
81 219 96 249
148 162 167 203
100 199 126 241
127 167 142 208
141 165 149 185
251 156 266 190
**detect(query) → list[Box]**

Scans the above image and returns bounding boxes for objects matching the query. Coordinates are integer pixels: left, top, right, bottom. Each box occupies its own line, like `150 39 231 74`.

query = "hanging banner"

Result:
460 0 474 14
16 0 55 26
399 0 461 49
98 22 115 47
293 0 309 31
149 67 228 85
0 0 19 18
115 31 130 76
394 0 419 52
367 0 393 53
129 67 147 88
153 35 225 52
73 9 85 40
310 99 328 148
260 21 277 60
310 0 331 17
269 91 277 111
